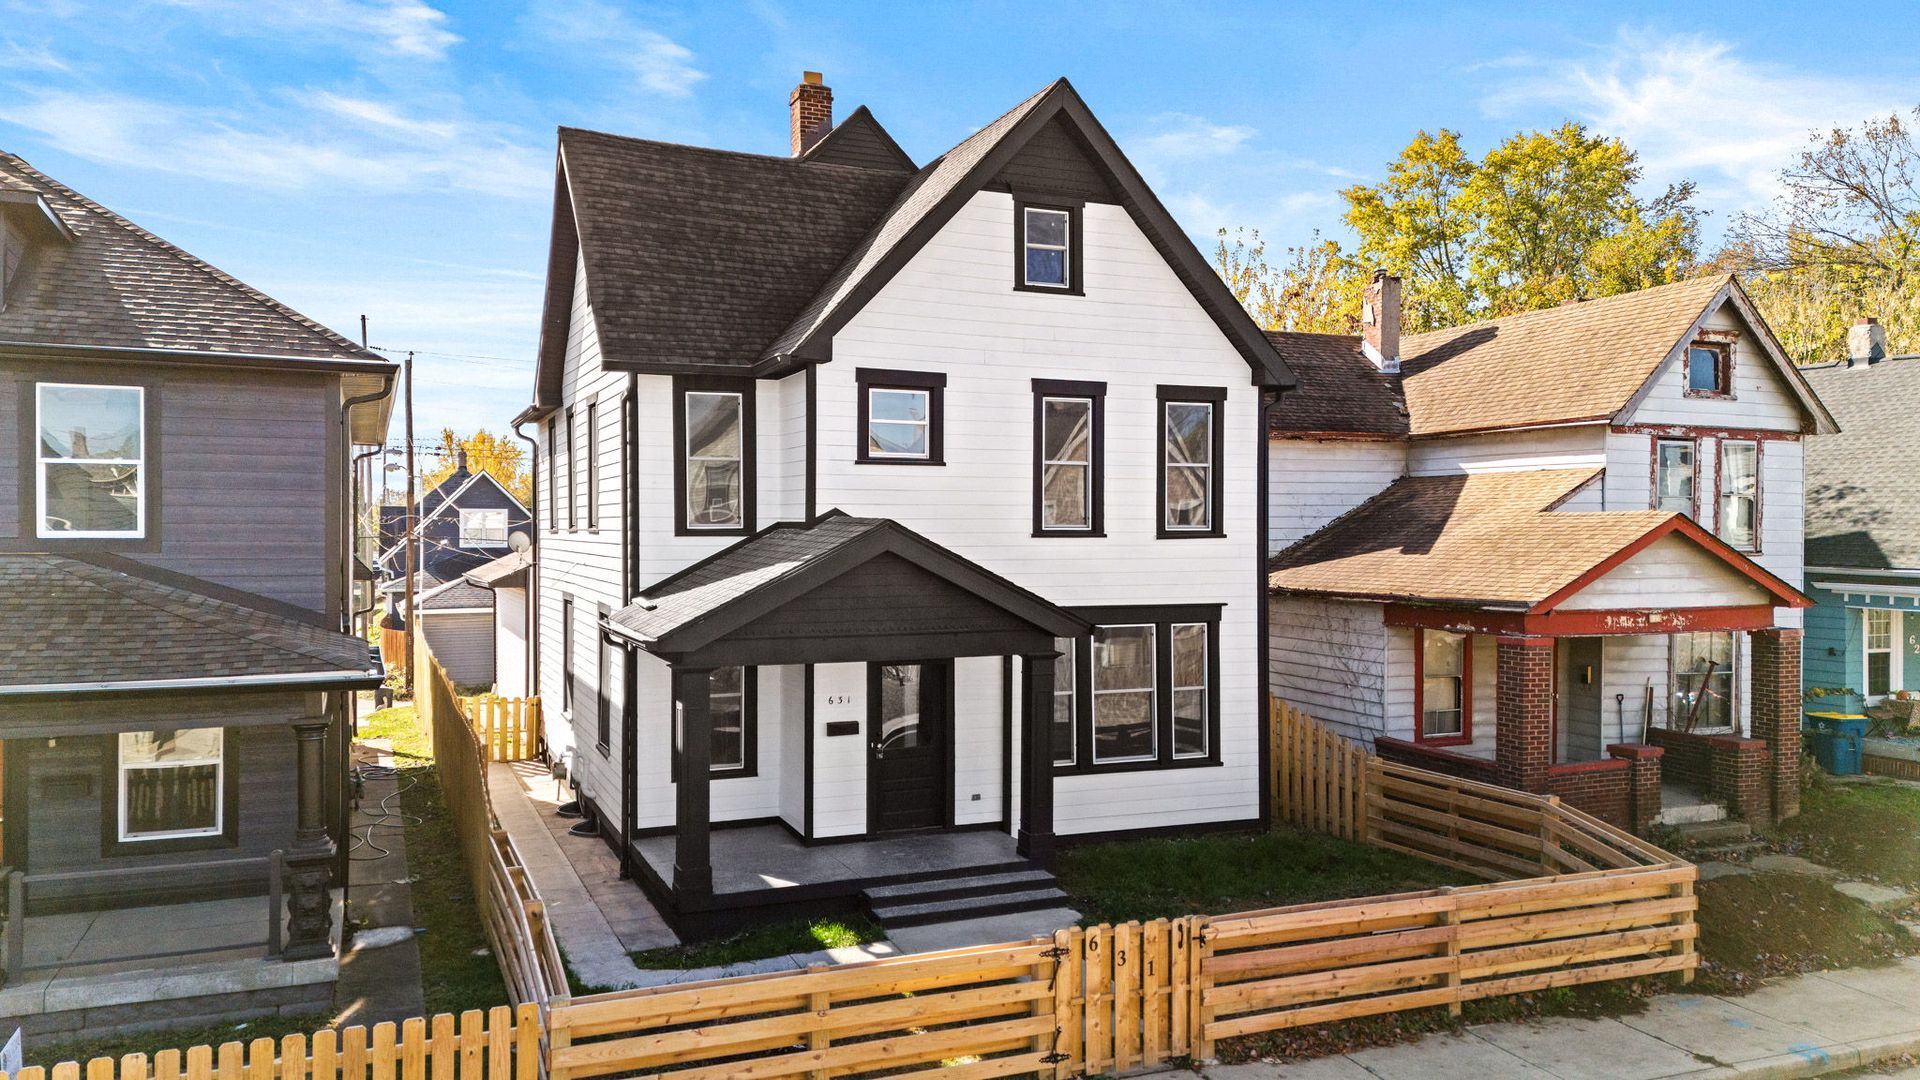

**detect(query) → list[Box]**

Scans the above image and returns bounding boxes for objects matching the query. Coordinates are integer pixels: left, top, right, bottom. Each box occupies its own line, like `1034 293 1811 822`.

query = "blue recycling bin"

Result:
1806 711 1867 775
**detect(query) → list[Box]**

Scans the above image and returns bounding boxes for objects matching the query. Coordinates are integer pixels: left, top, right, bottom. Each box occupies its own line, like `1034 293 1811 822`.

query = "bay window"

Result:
118 728 223 842
38 383 145 538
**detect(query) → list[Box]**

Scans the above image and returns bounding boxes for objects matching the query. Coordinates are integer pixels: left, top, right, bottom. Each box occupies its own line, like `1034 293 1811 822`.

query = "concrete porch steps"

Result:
1673 818 1754 845
1656 782 1730 827
862 869 1071 928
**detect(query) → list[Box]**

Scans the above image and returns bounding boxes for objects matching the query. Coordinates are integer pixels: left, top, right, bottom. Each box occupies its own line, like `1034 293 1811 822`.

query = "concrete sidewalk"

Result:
1181 956 1920 1079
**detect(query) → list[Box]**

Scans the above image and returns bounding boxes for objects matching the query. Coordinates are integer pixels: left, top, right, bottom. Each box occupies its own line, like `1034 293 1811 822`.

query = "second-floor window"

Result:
675 377 754 535
545 419 557 532
856 368 945 464
1032 379 1104 536
1686 341 1731 396
1655 438 1696 517
564 408 577 531
1159 386 1226 537
1718 440 1759 550
458 508 508 547
586 401 599 530
38 382 145 538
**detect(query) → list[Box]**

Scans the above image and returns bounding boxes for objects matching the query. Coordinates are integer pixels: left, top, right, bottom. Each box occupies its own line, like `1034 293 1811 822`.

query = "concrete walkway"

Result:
332 740 426 1026
1181 955 1920 1079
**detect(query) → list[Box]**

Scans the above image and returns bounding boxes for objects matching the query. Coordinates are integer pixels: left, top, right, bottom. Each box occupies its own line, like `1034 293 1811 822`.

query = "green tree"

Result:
1212 227 1363 333
1341 128 1478 328
422 428 532 505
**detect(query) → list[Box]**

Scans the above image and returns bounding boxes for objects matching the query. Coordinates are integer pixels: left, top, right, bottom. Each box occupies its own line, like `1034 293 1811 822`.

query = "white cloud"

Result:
1130 112 1256 162
524 0 704 98
0 88 546 198
155 0 461 60
1 39 70 72
1484 29 1896 213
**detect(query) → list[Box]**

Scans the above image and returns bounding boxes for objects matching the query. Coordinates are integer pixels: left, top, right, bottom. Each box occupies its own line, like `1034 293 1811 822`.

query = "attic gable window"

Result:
458 508 508 548
1685 340 1732 397
1014 199 1083 294
37 383 146 539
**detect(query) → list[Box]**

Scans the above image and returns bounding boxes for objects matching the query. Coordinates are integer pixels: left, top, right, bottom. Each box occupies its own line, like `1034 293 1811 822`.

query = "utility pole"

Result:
402 350 417 699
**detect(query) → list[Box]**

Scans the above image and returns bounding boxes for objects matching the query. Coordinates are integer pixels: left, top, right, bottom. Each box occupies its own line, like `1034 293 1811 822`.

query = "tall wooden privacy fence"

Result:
416 631 569 1008
2 1006 540 1080
459 693 543 762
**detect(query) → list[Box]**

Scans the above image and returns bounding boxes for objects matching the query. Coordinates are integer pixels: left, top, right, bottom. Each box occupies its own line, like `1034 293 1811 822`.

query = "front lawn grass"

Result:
631 915 884 971
1773 780 1920 885
1056 825 1479 925
1693 870 1916 994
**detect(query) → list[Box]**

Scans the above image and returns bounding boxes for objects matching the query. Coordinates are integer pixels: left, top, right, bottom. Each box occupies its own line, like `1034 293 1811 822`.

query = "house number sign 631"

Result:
824 694 854 706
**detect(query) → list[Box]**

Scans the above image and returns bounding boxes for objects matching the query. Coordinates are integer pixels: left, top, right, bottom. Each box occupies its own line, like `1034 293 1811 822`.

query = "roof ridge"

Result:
559 126 894 174
0 152 384 365
1405 273 1730 344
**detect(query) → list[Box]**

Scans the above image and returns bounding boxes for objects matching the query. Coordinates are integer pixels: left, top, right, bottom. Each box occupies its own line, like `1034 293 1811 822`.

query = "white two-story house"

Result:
1266 273 1835 832
513 74 1293 934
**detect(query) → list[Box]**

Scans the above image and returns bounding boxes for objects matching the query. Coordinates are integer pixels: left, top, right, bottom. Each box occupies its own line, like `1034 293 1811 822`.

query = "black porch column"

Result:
283 716 338 961
672 665 714 905
1017 651 1057 867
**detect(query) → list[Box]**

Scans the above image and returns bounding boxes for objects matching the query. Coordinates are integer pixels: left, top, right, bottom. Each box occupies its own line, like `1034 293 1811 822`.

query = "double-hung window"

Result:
1032 379 1104 536
545 419 557 532
1158 386 1226 537
1052 605 1221 773
675 666 757 777
1718 440 1759 551
561 595 575 715
37 383 146 538
596 605 614 754
118 728 223 842
585 400 599 530
675 378 753 535
564 408 577 531
1416 629 1470 743
1866 609 1901 700
458 508 508 547
1654 438 1696 517
1670 631 1735 732
1015 201 1079 292
856 368 945 464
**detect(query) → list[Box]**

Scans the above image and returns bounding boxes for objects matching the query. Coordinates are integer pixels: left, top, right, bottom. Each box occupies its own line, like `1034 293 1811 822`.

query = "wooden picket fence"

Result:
1272 699 1368 839
2 1005 541 1080
460 693 543 762
417 632 569 1008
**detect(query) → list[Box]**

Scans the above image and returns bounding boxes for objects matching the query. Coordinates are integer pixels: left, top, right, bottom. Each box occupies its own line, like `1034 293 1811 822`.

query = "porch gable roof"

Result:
1267 469 1809 615
609 511 1089 663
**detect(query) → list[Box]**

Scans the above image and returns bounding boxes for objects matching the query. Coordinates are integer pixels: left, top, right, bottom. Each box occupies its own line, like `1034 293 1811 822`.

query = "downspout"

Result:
1256 385 1278 830
341 372 397 636
512 419 540 707
337 368 393 906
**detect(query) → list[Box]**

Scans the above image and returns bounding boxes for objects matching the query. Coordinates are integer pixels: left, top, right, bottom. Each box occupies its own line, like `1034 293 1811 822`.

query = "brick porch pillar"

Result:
1495 636 1555 794
1750 627 1803 822
1609 743 1665 835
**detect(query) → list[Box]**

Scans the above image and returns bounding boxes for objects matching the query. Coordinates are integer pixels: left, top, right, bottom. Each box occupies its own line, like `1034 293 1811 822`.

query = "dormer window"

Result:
1014 199 1082 294
37 382 146 539
1685 340 1731 397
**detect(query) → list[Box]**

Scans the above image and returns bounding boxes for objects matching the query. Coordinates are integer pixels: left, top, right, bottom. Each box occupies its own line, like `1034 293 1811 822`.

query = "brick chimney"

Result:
789 71 833 156
1361 270 1402 373
1848 316 1889 367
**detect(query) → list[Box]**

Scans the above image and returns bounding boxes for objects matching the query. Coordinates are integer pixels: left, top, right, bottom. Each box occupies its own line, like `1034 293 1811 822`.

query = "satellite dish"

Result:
508 532 532 554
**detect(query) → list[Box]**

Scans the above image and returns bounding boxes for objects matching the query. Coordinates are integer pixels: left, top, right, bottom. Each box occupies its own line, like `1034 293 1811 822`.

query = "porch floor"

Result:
634 826 1027 901
22 895 270 975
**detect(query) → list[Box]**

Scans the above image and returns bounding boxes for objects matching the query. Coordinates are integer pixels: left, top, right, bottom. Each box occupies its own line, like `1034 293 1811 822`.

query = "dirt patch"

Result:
1693 871 1916 994
1774 782 1920 885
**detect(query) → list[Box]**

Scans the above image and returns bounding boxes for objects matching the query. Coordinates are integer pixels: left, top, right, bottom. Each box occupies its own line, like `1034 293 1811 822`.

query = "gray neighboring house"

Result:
0 151 392 1033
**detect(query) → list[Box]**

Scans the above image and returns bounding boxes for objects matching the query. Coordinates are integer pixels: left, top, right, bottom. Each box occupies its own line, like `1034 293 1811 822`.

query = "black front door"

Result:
868 661 948 834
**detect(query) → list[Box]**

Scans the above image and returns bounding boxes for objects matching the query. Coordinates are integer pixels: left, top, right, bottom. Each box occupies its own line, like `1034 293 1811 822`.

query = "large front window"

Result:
38 383 145 538
119 728 222 841
1655 438 1695 517
1093 625 1156 763
679 386 749 532
1866 609 1900 700
1718 441 1759 550
1418 630 1468 741
1671 632 1736 732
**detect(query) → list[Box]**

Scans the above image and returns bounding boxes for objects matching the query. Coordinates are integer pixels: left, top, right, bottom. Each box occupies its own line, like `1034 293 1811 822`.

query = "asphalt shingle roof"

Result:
0 554 376 688
1265 331 1408 437
463 549 531 589
1804 356 1920 569
419 578 495 611
0 152 388 364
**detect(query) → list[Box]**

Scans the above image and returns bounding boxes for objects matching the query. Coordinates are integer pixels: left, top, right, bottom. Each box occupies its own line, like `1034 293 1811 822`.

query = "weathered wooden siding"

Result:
1267 437 1402 552
1269 596 1387 744
1558 534 1774 611
0 358 340 613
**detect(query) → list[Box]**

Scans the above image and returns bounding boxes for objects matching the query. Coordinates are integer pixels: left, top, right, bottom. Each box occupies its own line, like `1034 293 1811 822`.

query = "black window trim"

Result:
561 594 575 716
564 407 577 532
1012 194 1085 296
1031 378 1105 538
1157 384 1228 539
672 374 757 538
671 665 761 781
855 367 946 466
595 603 613 755
1051 603 1223 776
585 399 600 533
544 418 557 533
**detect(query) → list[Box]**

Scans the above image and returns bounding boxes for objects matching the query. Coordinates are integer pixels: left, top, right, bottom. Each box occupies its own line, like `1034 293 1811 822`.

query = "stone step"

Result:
868 886 1075 928
863 869 1060 906
1656 800 1729 827
1674 819 1752 845
1689 838 1769 859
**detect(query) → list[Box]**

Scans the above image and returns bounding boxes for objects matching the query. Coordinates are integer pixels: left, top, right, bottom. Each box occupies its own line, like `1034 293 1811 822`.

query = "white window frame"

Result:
1171 621 1209 759
1866 609 1902 702
684 390 745 529
1718 440 1760 551
1052 638 1076 766
1163 400 1215 532
37 382 146 539
1654 438 1696 518
458 507 509 548
1092 623 1158 764
1022 207 1071 289
117 729 223 842
1039 395 1094 531
865 387 931 460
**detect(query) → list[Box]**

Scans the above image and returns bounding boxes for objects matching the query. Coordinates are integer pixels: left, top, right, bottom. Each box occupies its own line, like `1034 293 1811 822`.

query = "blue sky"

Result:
3 1 1914 443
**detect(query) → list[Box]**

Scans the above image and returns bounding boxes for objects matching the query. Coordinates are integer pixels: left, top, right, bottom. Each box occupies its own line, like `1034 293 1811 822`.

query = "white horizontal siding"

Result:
1559 534 1776 611
1269 438 1403 552
1407 425 1607 477
1269 597 1386 743
422 610 495 689
1626 304 1807 431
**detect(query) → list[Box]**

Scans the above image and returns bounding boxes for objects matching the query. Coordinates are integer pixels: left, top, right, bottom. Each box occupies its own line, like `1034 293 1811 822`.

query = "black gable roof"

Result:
802 107 916 173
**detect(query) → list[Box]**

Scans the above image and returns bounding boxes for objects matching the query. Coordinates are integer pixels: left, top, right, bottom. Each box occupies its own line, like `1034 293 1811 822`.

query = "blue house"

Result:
1803 319 1920 710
